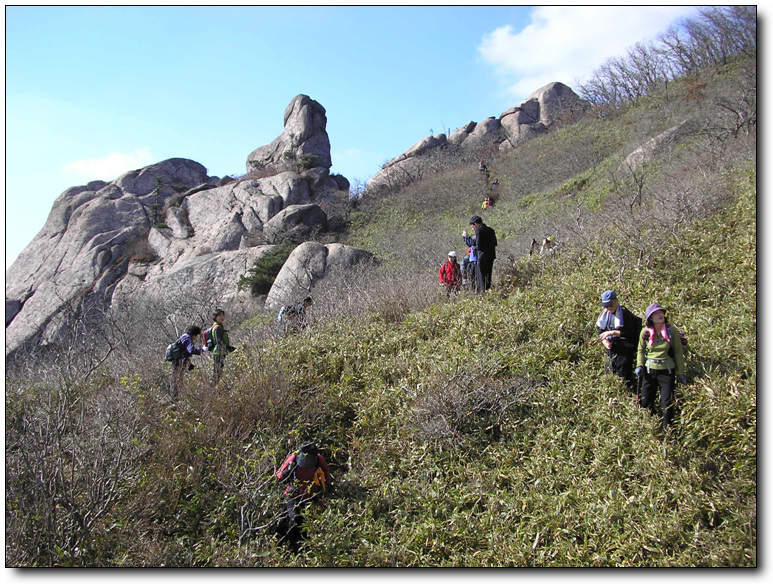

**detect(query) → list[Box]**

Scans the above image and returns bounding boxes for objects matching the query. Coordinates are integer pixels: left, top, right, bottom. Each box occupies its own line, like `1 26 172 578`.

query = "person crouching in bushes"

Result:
276 442 332 552
171 325 207 400
439 251 462 297
635 303 687 430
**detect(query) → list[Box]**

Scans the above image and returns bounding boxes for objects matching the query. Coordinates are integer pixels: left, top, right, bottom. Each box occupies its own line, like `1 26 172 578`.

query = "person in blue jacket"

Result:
462 228 479 292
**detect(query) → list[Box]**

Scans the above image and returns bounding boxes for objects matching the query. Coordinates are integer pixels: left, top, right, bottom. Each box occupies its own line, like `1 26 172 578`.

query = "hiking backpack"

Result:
202 324 217 351
164 338 183 362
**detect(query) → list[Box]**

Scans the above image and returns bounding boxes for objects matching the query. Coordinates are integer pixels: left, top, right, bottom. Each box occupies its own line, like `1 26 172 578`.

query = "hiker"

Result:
439 251 462 297
635 303 686 429
478 159 490 182
170 325 207 400
596 290 642 393
276 442 332 552
481 196 494 209
529 238 540 257
278 296 313 333
210 309 235 385
462 229 479 291
470 215 497 293
540 236 556 257
490 178 499 191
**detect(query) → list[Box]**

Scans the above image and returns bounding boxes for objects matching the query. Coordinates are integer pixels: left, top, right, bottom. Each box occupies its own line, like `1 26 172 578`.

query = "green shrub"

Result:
237 244 295 296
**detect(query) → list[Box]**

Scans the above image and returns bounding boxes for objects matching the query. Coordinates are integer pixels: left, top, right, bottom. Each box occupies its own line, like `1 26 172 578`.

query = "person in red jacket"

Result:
439 251 462 297
276 442 332 551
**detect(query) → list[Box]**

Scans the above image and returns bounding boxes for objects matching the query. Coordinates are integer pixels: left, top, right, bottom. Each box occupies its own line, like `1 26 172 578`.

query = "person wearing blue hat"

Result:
635 303 687 429
596 290 642 393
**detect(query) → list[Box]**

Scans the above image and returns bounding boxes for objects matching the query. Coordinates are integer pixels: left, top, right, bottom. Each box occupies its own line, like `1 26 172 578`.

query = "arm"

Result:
670 326 686 376
181 334 201 356
636 329 647 368
277 454 296 480
213 324 225 352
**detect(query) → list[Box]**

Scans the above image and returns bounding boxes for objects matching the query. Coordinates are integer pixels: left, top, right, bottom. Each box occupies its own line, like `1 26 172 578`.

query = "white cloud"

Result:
63 147 155 181
479 6 699 100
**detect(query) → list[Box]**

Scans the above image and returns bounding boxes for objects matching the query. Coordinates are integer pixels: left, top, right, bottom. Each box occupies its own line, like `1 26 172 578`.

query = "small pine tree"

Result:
237 244 295 296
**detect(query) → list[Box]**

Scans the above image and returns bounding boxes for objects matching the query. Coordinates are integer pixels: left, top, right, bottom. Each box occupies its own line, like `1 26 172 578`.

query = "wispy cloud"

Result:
63 147 154 181
478 6 699 101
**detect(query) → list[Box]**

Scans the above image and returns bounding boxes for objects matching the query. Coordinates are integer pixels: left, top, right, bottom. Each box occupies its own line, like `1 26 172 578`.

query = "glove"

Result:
677 374 687 385
634 366 644 378
201 345 208 352
187 363 195 371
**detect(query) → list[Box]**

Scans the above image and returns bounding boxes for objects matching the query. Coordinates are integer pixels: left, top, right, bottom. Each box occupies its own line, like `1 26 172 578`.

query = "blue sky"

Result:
4 5 705 266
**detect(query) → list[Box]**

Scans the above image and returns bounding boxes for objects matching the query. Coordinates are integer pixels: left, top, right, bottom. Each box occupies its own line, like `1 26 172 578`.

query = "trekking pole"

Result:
636 372 643 403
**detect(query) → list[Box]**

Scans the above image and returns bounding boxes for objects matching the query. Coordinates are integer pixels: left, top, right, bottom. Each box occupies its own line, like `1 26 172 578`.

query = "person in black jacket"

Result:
470 215 497 293
596 290 642 393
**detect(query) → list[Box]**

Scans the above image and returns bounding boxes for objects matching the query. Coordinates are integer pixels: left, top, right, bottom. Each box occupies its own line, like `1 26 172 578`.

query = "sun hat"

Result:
645 303 666 321
600 290 617 306
448 251 456 257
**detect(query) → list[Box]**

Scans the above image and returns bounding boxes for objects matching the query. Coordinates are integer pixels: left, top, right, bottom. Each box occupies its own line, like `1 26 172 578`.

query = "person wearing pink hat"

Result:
635 303 687 429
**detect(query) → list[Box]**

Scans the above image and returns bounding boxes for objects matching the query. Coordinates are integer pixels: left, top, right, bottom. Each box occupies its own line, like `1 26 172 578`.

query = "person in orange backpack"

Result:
439 251 463 297
276 442 332 551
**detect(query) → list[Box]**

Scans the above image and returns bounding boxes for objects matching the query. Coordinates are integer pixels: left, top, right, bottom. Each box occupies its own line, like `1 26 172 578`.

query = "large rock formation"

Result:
365 82 586 194
265 242 373 309
5 95 359 358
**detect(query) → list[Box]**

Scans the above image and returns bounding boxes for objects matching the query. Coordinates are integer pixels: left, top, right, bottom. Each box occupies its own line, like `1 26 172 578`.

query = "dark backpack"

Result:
202 324 217 351
164 338 183 362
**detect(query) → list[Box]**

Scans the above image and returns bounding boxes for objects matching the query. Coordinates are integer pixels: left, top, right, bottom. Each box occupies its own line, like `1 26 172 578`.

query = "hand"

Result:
201 345 208 352
635 366 643 378
677 374 687 385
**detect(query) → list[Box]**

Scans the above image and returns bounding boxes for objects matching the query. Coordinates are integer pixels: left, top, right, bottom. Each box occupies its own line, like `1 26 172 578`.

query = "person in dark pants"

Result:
171 325 206 400
462 229 479 291
210 309 235 385
470 215 497 293
635 303 686 430
595 290 642 393
276 442 332 552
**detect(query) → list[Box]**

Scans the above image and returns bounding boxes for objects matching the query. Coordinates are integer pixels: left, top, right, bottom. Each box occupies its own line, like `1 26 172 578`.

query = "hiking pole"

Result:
636 371 643 403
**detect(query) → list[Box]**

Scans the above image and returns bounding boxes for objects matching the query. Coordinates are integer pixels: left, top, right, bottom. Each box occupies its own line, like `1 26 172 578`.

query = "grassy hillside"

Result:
5 52 756 565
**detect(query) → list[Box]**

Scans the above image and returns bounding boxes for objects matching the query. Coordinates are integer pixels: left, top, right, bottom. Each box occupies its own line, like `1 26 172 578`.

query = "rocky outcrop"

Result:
364 82 586 194
624 121 690 169
6 95 356 358
247 95 332 175
265 242 373 309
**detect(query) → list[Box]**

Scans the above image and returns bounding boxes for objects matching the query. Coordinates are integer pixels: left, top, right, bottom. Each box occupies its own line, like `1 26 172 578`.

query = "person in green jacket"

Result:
211 308 236 385
635 303 686 429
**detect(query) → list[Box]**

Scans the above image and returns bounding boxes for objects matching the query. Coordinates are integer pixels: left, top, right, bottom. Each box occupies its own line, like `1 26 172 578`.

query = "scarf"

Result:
645 323 671 347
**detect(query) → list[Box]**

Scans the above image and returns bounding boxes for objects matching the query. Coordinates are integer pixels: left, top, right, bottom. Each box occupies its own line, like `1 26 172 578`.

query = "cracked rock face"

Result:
6 96 359 358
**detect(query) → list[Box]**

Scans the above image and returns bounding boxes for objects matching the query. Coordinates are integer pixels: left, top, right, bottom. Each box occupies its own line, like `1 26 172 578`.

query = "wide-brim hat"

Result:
645 303 666 320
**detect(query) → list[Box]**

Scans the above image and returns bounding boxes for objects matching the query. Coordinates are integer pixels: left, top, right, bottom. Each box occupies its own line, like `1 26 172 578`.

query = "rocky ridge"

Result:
5 95 366 357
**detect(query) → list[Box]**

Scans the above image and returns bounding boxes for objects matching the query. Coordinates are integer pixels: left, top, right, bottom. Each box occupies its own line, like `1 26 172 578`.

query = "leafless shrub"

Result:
410 359 539 447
